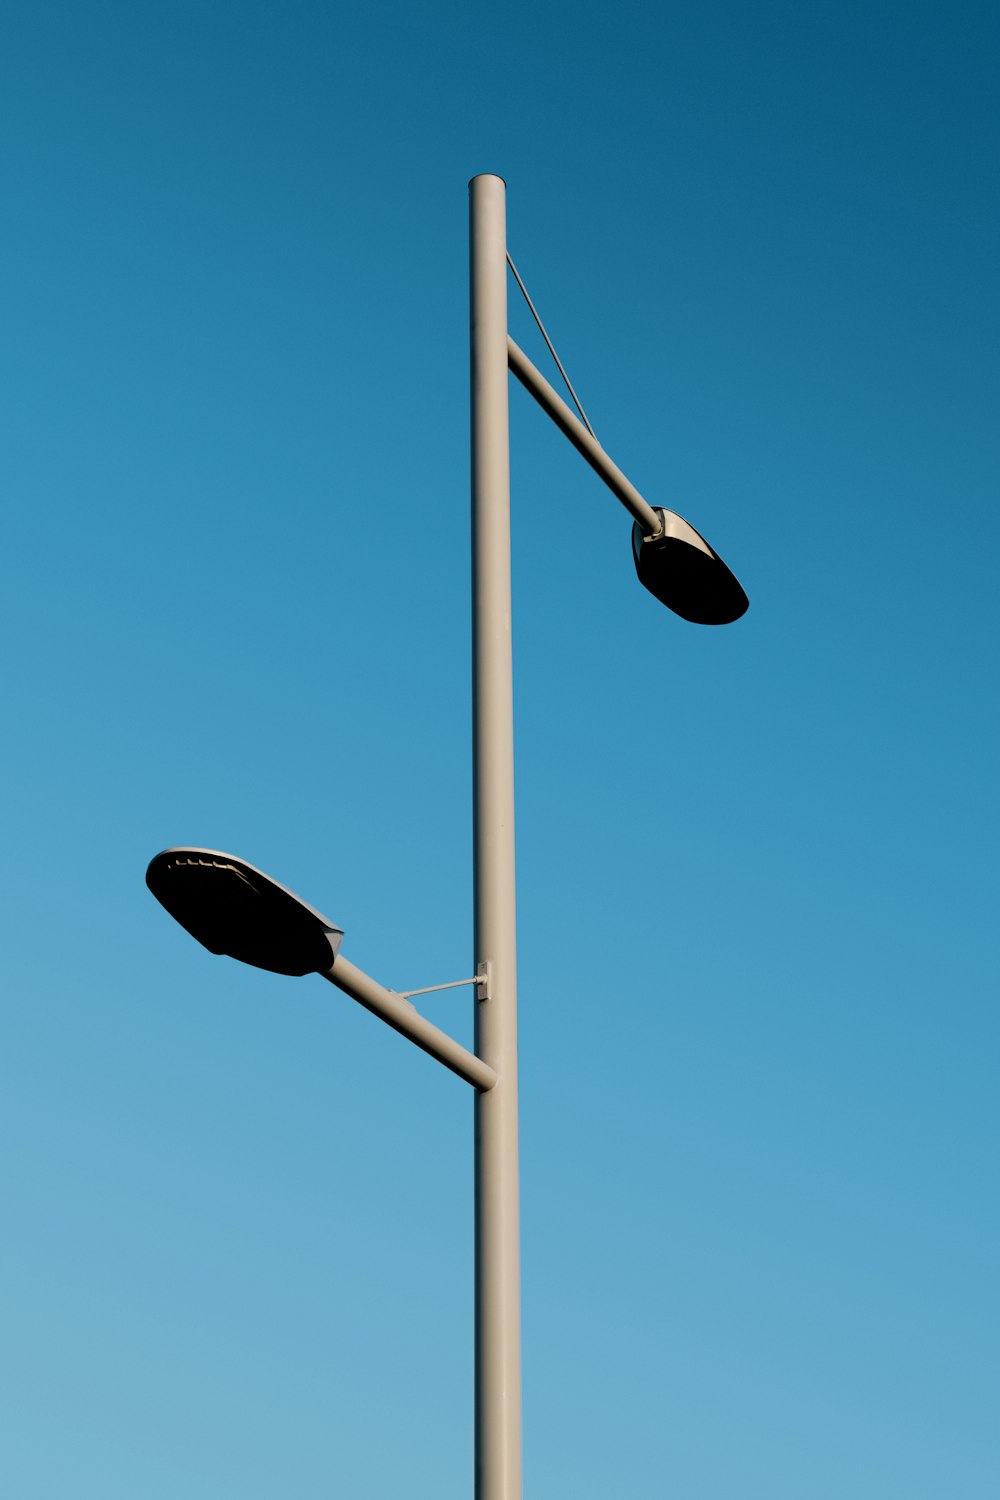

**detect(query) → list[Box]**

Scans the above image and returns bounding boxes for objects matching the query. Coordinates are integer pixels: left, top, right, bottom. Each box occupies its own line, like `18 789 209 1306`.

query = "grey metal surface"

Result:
505 251 596 438
470 173 523 1500
320 954 497 1091
507 334 662 535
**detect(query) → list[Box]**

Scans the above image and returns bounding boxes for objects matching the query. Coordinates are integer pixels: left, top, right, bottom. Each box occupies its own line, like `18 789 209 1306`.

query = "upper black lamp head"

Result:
632 508 748 625
146 847 342 977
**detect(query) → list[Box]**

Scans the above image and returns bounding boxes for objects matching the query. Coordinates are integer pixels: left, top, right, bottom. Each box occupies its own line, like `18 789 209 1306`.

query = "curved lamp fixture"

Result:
146 847 342 977
632 508 749 625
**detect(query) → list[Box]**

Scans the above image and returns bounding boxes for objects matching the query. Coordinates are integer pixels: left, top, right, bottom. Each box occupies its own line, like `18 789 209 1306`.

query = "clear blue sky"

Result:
2 2 997 1496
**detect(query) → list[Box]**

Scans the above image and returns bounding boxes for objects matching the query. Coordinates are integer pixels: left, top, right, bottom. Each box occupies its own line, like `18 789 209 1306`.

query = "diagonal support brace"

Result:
507 335 663 536
321 952 497 1091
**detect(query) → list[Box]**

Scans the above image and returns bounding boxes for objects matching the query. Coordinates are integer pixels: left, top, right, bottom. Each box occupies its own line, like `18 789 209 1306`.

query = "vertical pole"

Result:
470 173 522 1500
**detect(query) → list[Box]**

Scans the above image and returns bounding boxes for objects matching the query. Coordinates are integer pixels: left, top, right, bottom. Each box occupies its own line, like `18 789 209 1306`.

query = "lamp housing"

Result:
146 847 342 977
632 508 748 625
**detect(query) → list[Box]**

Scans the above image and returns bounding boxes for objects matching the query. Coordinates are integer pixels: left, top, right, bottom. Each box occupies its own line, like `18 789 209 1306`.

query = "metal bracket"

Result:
399 974 483 1001
476 960 491 1002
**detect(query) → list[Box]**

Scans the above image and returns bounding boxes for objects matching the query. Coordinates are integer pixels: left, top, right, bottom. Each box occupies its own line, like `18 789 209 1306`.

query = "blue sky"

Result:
1 2 997 1495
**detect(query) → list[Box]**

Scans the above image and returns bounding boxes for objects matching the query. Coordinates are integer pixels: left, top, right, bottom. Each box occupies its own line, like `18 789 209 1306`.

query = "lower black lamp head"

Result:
146 848 342 977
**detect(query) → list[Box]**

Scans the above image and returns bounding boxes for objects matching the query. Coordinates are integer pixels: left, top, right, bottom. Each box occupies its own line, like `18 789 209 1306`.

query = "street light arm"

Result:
506 335 662 537
321 952 498 1092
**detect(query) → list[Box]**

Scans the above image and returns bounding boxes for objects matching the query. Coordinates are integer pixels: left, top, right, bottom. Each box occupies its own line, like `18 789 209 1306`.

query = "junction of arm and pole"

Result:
321 952 498 1091
507 336 663 538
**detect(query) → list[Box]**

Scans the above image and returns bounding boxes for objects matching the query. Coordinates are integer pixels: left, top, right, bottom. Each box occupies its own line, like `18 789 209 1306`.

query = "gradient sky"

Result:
2 2 997 1496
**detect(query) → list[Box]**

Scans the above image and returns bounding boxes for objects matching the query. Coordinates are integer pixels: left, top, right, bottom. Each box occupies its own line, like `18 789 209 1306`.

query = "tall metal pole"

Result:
470 173 522 1500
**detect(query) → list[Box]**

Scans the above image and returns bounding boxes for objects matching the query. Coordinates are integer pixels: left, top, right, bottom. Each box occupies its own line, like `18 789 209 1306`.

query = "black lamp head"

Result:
146 847 342 977
632 508 748 625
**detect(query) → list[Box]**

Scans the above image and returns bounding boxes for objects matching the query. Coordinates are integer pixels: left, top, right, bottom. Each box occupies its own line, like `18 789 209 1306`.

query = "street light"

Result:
146 846 496 1091
145 174 747 1500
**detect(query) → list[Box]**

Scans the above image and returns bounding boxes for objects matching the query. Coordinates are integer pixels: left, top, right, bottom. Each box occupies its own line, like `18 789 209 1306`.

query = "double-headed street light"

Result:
146 174 747 1500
